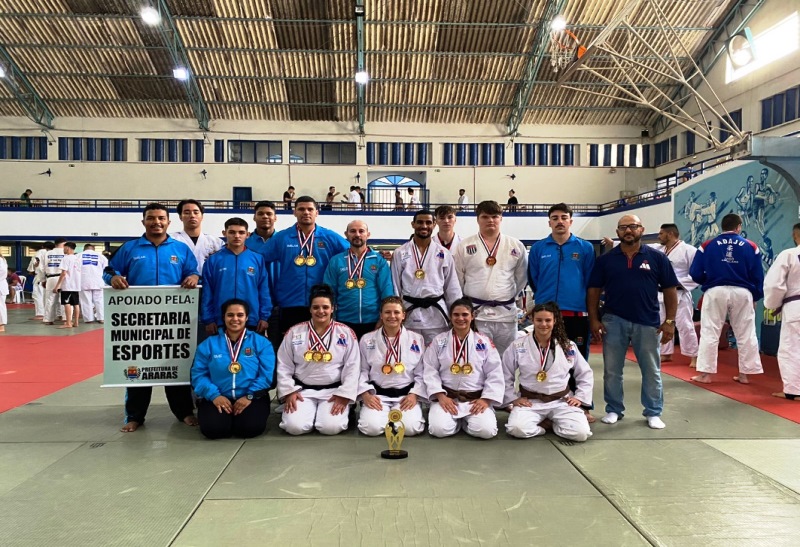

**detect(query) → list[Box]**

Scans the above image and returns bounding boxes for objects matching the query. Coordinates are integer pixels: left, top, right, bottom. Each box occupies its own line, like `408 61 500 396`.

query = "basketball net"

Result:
549 29 587 72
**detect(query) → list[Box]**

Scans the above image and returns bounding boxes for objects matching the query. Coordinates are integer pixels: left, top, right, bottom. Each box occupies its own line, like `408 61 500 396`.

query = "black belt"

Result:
466 295 516 310
776 294 800 314
373 383 414 397
46 274 60 278
402 294 449 323
293 377 341 390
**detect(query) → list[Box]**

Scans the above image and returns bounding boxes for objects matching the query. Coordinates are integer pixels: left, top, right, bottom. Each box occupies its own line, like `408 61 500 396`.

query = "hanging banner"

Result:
102 286 198 387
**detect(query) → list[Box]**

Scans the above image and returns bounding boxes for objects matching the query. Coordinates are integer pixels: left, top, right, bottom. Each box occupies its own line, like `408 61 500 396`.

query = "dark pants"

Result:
124 385 195 425
197 397 270 439
563 315 593 410
342 321 375 340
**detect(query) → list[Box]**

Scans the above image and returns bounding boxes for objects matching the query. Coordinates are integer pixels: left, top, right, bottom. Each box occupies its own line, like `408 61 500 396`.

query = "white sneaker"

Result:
601 412 619 424
647 416 666 429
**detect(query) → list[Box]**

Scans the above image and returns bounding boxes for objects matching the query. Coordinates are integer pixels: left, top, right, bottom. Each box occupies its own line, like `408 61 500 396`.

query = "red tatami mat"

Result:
0 330 103 413
621 346 800 424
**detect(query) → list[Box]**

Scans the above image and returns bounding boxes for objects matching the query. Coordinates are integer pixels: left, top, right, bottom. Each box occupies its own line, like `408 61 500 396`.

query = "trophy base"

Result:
381 449 408 460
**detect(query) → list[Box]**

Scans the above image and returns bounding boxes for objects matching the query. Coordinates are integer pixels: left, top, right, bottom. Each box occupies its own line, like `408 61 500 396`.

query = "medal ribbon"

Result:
412 243 430 273
297 226 316 259
307 321 334 352
382 328 402 365
478 233 500 261
452 332 469 364
226 330 247 363
536 338 551 373
347 250 368 279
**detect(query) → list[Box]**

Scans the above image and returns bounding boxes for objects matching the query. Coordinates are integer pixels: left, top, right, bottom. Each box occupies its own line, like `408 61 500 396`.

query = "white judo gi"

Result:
452 234 528 356
0 256 8 327
423 329 505 439
42 247 65 323
170 231 223 276
502 337 593 441
357 327 427 436
764 244 800 396
391 239 462 346
276 321 361 435
654 241 699 358
78 249 108 323
29 251 46 316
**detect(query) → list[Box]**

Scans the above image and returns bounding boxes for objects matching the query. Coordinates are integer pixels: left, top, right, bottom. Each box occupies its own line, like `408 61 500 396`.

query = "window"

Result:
0 136 48 160
227 140 282 164
762 86 800 130
61 137 127 162
138 139 201 162
443 142 507 166
726 12 800 83
288 141 356 165
720 109 742 143
588 143 644 167
366 142 431 166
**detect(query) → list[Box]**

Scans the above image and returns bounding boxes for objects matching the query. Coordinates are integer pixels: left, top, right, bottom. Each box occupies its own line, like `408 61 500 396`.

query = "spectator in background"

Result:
323 186 340 211
506 189 519 212
357 186 366 210
0 255 8 331
406 188 421 211
78 243 108 324
283 186 295 210
6 269 21 304
20 189 33 207
457 189 469 211
53 242 81 328
348 186 362 210
394 190 404 211
682 162 696 183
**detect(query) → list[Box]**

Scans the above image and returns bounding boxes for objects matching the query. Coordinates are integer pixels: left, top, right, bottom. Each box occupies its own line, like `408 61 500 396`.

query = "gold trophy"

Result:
381 409 408 460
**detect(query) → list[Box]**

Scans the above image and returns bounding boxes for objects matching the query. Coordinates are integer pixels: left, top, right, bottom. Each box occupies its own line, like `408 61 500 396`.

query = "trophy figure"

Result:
381 409 408 459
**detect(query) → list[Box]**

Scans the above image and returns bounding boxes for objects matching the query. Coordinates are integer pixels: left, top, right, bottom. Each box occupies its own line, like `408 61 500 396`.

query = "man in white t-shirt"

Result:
78 243 108 323
53 242 82 328
407 188 421 211
348 185 362 210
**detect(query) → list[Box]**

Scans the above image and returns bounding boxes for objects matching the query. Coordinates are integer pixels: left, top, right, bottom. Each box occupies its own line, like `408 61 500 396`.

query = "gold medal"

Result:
382 364 393 375
322 351 333 362
393 362 405 374
303 350 314 362
228 362 242 374
312 351 323 362
450 363 461 374
414 269 425 279
294 255 306 266
537 370 547 382
486 256 497 266
462 364 473 375
345 279 356 289
305 256 317 267
356 278 367 289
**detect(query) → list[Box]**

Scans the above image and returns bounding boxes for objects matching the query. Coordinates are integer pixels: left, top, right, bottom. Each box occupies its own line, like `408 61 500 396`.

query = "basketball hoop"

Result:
550 29 586 73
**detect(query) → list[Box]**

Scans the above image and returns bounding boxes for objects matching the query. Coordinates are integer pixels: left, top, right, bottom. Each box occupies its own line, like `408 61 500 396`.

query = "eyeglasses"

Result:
617 224 643 231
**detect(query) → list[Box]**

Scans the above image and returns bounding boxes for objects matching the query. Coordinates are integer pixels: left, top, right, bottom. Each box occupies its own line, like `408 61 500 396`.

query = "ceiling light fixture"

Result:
173 67 189 81
551 15 567 32
727 28 756 68
0 66 5 78
140 6 162 26
355 71 369 85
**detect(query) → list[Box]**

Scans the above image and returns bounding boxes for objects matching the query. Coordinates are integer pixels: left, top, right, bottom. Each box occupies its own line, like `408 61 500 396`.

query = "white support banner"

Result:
102 286 199 387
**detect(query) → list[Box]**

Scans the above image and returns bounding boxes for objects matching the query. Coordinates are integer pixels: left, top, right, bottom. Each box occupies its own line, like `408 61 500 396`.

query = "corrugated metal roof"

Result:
0 0 742 128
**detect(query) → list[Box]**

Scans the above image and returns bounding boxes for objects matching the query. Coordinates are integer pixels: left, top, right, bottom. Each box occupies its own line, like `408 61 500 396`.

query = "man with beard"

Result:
261 196 348 340
245 200 281 349
391 210 461 345
588 214 678 429
323 220 395 339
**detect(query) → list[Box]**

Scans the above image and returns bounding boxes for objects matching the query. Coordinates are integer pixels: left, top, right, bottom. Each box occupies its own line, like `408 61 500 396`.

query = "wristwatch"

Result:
246 394 254 400
664 319 675 326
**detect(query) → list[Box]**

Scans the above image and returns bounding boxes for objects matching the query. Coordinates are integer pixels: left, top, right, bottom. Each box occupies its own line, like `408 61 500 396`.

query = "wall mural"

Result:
673 161 798 338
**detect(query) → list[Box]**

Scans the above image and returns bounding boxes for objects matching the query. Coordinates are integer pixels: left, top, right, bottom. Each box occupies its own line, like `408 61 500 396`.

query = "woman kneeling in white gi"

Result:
423 297 504 439
503 301 593 441
357 296 426 436
277 284 360 435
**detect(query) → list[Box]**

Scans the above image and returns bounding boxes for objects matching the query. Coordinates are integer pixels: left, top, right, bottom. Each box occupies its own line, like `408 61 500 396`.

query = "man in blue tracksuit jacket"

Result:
201 217 273 335
323 220 395 339
260 196 348 340
104 203 200 433
528 203 596 358
690 212 765 384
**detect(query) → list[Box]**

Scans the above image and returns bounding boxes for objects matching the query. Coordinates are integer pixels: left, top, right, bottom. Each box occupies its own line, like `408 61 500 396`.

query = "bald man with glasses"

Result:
587 215 679 430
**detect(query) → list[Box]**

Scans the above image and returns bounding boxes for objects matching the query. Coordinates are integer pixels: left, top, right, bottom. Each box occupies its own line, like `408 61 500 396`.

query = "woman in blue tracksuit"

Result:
192 298 275 439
